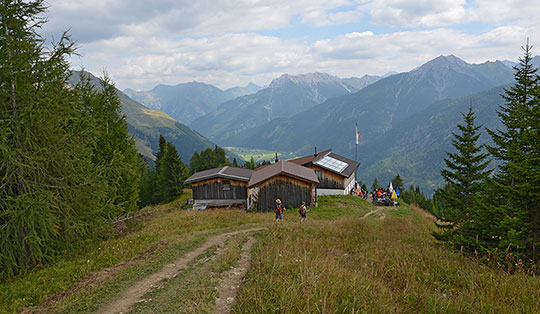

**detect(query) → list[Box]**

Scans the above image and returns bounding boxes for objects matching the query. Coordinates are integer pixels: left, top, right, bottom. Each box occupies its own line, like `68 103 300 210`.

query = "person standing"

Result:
275 199 284 222
298 201 308 223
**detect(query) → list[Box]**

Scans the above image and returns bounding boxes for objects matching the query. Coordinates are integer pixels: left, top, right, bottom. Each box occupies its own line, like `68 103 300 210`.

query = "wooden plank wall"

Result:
306 165 345 189
192 178 247 200
256 175 315 212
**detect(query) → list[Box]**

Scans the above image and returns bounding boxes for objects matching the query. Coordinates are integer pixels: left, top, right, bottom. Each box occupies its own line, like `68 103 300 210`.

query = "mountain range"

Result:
190 72 365 143
124 82 261 125
224 55 514 156
115 54 539 192
71 71 239 163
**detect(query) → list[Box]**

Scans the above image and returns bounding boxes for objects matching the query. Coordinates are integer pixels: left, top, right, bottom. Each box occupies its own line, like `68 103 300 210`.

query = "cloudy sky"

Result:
41 0 540 91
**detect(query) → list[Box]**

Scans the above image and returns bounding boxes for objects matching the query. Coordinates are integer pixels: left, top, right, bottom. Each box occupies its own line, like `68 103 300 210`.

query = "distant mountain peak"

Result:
245 82 261 91
412 54 472 79
269 72 346 89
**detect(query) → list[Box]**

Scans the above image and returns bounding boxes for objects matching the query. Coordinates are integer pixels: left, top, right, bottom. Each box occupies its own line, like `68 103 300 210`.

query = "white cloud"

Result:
40 0 540 91
369 0 467 27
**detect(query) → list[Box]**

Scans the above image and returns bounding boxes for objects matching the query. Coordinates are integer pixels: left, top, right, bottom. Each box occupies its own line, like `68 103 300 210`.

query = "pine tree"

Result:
190 151 201 173
154 140 189 203
371 178 381 191
439 106 491 223
487 42 540 261
391 174 404 192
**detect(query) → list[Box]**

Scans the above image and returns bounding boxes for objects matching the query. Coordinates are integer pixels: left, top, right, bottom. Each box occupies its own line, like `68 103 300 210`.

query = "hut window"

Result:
315 170 322 180
222 180 230 191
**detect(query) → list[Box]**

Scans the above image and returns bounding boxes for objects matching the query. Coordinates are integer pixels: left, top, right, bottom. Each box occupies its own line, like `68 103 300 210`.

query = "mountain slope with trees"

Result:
72 71 239 163
124 82 236 125
190 72 356 142
225 56 514 156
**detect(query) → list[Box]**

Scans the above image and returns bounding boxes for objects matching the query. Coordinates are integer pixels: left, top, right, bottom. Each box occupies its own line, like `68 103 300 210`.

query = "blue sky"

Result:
41 0 540 90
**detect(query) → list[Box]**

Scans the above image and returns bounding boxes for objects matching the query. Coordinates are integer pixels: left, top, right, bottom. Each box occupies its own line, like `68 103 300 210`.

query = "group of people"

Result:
349 185 368 199
274 198 308 223
372 186 399 206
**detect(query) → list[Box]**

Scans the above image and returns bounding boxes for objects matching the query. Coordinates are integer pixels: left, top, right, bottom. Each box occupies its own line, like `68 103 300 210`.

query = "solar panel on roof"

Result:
314 156 348 173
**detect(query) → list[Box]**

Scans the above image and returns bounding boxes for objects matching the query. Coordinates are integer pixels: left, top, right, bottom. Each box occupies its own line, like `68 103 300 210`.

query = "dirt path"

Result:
214 236 256 314
97 227 265 314
360 206 386 219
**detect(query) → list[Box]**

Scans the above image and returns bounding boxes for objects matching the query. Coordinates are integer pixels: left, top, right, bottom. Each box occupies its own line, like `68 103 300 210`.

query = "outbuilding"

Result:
290 149 359 195
248 160 319 211
184 166 254 210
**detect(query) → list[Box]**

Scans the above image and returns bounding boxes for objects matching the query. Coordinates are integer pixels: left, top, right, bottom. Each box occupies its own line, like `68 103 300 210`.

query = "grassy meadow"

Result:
1 194 539 313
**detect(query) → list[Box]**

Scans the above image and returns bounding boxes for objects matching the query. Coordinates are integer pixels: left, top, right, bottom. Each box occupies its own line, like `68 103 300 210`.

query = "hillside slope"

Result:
72 71 238 163
358 84 507 191
190 72 355 142
226 56 514 157
124 82 235 125
7 196 539 313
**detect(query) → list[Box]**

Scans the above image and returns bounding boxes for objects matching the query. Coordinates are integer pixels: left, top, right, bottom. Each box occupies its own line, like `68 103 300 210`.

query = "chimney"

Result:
314 147 318 156
275 152 278 163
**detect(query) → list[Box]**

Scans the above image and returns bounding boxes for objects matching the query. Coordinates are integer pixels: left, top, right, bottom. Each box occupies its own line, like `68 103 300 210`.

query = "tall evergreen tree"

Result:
0 0 109 276
371 178 381 191
434 107 491 250
487 42 540 261
439 106 491 223
155 142 189 203
88 74 141 214
391 174 404 192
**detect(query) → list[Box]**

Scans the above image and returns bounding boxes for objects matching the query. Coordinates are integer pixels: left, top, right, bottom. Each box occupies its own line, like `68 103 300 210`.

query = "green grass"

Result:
3 195 540 313
131 233 254 314
224 146 297 162
0 190 269 314
234 203 540 313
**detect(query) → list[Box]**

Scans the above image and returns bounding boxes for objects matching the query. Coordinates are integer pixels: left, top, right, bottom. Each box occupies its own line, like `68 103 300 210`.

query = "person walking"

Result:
274 198 285 222
298 201 308 223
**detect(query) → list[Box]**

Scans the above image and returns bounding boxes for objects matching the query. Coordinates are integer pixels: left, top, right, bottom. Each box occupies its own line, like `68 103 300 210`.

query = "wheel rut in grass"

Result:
214 236 256 314
360 206 386 219
97 227 265 314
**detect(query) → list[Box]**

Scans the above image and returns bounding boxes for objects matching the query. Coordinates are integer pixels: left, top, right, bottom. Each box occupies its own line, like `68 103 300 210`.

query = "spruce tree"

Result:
439 106 491 223
487 42 540 261
154 140 189 203
371 178 381 191
391 174 404 192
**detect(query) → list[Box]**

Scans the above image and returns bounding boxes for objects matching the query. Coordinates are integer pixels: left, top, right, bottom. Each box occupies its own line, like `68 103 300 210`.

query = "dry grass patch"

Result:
234 204 540 313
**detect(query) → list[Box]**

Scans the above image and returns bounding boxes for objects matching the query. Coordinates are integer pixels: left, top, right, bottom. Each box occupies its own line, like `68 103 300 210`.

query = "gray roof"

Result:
291 149 360 178
248 160 319 188
184 166 255 184
313 151 359 177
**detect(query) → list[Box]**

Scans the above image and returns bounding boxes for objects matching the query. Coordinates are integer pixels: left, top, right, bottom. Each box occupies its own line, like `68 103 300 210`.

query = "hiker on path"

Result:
275 198 285 222
299 201 308 223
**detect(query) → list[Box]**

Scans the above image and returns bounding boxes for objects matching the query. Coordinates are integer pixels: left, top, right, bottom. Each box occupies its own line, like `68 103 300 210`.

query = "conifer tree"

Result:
439 106 491 223
154 140 189 203
0 0 108 275
88 74 141 213
487 42 540 261
391 174 404 192
371 178 381 191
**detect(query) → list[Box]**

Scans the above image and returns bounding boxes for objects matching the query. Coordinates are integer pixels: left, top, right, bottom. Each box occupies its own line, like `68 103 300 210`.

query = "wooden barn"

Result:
247 160 319 212
290 149 359 195
184 166 254 210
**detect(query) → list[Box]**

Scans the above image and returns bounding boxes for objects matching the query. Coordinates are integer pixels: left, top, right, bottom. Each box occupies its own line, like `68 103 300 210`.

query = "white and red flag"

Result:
355 123 364 144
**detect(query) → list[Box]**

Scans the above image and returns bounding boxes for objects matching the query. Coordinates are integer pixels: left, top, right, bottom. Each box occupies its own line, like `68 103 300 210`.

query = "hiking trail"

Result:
97 227 264 314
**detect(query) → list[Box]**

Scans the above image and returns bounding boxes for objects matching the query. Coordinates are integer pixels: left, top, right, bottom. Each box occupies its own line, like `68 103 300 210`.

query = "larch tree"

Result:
0 0 105 276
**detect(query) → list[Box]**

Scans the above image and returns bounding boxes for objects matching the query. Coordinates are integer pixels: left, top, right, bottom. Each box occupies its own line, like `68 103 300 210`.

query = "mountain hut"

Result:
184 166 254 210
248 160 319 211
290 149 359 195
